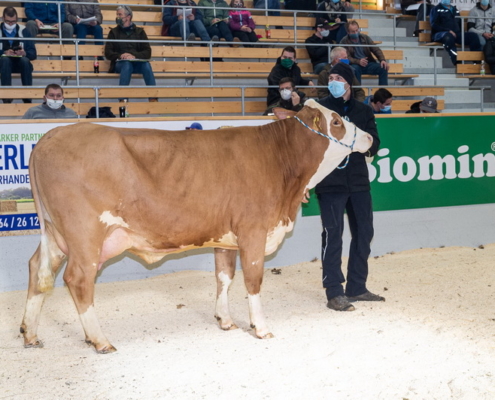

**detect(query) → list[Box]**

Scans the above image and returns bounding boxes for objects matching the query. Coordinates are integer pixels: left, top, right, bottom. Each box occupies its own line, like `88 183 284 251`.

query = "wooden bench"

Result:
456 51 495 84
418 12 469 45
369 86 445 111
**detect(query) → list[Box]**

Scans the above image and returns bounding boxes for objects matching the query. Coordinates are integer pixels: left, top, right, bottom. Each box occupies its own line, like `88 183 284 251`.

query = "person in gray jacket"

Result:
22 84 77 119
468 1 495 48
66 0 104 46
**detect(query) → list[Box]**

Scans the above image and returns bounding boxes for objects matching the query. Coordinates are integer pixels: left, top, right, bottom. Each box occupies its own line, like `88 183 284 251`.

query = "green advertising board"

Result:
302 115 495 216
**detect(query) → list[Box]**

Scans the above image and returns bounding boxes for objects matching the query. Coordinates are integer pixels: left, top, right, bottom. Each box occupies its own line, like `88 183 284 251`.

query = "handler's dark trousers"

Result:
317 191 374 300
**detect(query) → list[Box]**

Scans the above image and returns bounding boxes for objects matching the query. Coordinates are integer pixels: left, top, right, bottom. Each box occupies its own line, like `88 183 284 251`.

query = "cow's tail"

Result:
30 155 54 293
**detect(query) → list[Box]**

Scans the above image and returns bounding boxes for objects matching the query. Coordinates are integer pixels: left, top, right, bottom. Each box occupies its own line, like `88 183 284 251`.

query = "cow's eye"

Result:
332 119 341 126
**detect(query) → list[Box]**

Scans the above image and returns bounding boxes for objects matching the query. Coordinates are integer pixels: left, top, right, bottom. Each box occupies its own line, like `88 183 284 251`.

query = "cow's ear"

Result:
273 108 298 120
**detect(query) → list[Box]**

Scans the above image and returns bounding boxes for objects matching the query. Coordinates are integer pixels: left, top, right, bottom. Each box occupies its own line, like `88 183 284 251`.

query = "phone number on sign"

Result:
0 214 40 231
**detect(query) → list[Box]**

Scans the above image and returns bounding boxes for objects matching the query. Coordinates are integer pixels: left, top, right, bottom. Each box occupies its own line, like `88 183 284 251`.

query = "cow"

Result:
20 99 373 353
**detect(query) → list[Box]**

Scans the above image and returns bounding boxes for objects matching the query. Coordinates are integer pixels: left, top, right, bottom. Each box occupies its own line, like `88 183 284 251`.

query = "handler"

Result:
315 62 384 312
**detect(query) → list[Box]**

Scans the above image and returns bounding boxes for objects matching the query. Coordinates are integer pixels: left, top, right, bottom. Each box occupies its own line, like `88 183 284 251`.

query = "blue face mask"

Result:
481 0 489 6
441 0 451 5
328 80 347 98
349 33 359 40
332 0 340 3
339 58 350 65
381 105 392 113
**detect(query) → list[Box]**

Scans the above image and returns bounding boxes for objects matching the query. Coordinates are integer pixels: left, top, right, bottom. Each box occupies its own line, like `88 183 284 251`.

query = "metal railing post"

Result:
94 87 100 118
241 87 245 116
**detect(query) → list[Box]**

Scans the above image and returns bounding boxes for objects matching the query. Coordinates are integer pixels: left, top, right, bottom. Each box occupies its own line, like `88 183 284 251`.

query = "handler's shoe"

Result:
347 291 385 302
327 296 355 312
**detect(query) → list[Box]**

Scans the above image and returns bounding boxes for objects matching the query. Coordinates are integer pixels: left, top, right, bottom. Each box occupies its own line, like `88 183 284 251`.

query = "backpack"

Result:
86 106 116 118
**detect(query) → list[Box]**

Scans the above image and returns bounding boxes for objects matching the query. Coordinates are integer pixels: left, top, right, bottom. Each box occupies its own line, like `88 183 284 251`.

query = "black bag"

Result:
86 106 116 118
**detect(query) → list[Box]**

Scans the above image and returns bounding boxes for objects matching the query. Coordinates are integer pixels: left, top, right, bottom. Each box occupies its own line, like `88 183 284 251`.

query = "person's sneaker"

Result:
211 35 219 42
22 99 32 104
149 98 158 102
327 296 355 311
186 32 196 43
232 37 241 48
347 291 385 302
2 99 13 104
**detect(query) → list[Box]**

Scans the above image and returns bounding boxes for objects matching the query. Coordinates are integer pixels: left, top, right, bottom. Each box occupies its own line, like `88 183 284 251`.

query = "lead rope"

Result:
293 116 356 169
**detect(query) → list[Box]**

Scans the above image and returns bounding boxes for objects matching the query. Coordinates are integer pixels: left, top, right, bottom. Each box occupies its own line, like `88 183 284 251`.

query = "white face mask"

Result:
46 98 64 110
321 29 330 37
3 23 16 34
280 88 292 101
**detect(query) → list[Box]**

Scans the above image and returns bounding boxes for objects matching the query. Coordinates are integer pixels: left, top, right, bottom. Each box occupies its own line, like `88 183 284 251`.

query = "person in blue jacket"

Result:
430 0 481 65
364 88 393 114
24 0 73 40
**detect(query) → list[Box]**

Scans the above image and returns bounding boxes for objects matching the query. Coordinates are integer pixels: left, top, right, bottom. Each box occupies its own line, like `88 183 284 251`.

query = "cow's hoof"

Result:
24 339 44 348
257 332 275 339
96 344 117 354
221 323 239 331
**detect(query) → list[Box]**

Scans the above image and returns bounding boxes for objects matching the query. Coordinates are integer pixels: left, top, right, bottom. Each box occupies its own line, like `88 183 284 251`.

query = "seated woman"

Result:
229 0 258 46
66 0 104 52
199 0 234 44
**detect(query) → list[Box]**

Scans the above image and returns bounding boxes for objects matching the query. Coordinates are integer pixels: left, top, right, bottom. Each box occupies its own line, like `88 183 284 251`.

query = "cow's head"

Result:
274 99 373 189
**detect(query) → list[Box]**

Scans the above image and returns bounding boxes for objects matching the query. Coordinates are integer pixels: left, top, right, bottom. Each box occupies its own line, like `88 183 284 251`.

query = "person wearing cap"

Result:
305 18 332 74
340 20 389 86
263 77 306 115
406 96 439 113
105 6 157 89
317 0 354 44
364 88 393 114
266 46 314 106
317 46 365 101
186 122 203 130
315 62 383 312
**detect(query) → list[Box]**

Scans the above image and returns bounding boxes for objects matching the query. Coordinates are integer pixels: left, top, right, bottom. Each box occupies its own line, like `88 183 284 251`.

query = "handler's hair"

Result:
44 83 64 95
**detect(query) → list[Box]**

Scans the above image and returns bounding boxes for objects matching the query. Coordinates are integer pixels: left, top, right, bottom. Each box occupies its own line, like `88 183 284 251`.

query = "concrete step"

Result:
444 88 483 104
413 74 469 87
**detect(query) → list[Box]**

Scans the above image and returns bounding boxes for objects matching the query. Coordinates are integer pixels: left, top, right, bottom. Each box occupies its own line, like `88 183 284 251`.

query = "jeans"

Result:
114 60 156 86
351 61 388 86
73 23 103 45
433 31 482 65
0 56 33 86
254 0 281 16
206 21 233 42
314 62 327 74
170 19 210 41
329 24 347 44
25 20 74 41
317 191 374 300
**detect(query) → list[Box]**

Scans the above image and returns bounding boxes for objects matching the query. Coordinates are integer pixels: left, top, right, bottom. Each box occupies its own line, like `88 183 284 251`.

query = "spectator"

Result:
413 1 433 37
266 46 314 106
254 0 280 17
340 20 389 86
430 0 482 65
0 7 36 104
228 0 258 47
264 77 307 115
162 0 213 43
317 46 365 101
317 0 354 44
66 0 104 49
22 83 77 119
364 88 393 114
305 18 332 74
186 122 203 129
24 1 74 40
405 97 439 113
199 0 234 44
105 6 157 89
483 37 495 73
468 0 495 48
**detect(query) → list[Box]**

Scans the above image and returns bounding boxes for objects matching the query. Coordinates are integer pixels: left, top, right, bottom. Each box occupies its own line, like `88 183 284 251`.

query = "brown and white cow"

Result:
20 99 373 353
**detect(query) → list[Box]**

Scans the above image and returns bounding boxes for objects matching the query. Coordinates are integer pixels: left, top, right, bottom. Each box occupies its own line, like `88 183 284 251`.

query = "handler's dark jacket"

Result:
267 57 311 106
104 24 152 72
315 94 380 193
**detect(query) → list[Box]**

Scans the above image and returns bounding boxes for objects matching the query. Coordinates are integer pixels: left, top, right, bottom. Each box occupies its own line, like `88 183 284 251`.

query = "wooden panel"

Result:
457 51 484 61
457 64 481 74
371 87 444 96
98 87 242 98
419 21 431 30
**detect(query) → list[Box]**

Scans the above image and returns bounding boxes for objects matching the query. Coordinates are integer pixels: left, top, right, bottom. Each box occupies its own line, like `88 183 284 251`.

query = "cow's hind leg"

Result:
214 248 238 331
63 253 116 354
238 234 274 339
21 232 66 348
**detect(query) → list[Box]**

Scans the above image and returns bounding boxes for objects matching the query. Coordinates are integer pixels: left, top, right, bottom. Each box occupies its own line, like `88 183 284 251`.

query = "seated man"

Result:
199 0 233 43
266 46 314 106
254 0 280 17
467 0 495 48
305 18 332 74
105 6 156 88
264 77 307 115
317 0 354 44
24 0 74 41
364 88 393 114
430 0 482 65
340 20 389 86
22 83 77 119
0 7 37 104
162 0 212 42
66 0 104 47
484 37 495 73
317 46 365 102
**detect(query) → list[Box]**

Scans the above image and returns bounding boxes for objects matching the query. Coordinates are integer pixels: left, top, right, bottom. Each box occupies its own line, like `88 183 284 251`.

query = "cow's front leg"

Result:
238 234 274 339
214 248 238 331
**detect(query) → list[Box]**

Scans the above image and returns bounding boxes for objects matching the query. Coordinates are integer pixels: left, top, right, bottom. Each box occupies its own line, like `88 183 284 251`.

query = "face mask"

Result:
332 0 340 3
46 98 64 110
381 105 392 112
349 33 359 40
481 0 489 6
441 0 450 5
233 3 243 7
281 58 294 69
328 80 347 98
3 23 16 34
280 89 292 101
321 29 330 37
116 17 124 27
339 58 350 65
